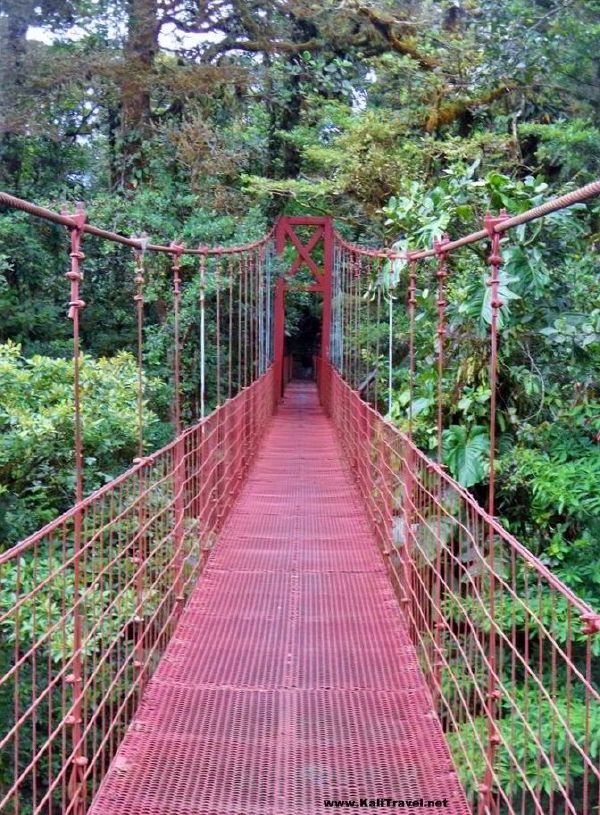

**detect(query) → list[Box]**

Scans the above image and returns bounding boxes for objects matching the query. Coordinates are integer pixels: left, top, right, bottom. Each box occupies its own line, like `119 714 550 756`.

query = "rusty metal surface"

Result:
88 382 469 815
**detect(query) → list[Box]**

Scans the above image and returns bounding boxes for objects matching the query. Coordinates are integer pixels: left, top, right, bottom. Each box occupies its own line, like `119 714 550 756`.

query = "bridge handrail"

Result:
381 409 599 620
323 364 599 814
333 177 600 258
0 369 275 813
0 190 275 255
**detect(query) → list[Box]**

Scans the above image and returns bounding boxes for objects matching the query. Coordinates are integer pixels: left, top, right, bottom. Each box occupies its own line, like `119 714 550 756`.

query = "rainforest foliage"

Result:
0 0 599 804
1 0 598 589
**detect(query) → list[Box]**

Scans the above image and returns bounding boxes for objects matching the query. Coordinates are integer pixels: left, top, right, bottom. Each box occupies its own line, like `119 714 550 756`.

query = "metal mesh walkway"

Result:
89 382 469 815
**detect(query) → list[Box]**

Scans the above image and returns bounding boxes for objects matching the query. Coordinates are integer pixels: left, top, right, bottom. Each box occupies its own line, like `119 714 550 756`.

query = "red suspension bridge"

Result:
0 183 599 815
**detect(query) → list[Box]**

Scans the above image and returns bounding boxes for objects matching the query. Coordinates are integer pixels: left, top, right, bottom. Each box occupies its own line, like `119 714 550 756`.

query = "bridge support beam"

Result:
273 276 285 406
274 216 333 404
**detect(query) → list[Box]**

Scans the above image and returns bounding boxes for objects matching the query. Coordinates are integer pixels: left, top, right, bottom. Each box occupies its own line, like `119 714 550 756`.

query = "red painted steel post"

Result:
273 277 285 406
132 241 149 692
401 253 419 618
274 217 288 405
434 236 450 463
479 211 508 815
432 236 450 704
581 612 600 815
197 251 209 533
320 217 334 407
170 244 186 612
62 203 88 815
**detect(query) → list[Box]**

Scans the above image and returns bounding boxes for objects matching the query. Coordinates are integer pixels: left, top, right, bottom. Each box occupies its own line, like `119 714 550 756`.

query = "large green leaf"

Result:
442 425 490 488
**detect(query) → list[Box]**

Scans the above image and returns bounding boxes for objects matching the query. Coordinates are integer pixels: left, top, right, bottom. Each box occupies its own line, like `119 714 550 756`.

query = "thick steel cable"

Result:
0 191 276 255
2 181 598 266
331 179 600 260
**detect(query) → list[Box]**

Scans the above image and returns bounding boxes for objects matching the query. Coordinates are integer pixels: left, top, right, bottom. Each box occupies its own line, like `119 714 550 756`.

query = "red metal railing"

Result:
322 364 599 815
2 180 600 814
0 369 274 814
0 191 278 813
322 178 600 815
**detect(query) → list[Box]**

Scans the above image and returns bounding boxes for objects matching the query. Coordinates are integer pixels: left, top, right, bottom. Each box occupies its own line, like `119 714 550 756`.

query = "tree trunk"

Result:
265 14 318 216
118 0 159 186
0 0 31 189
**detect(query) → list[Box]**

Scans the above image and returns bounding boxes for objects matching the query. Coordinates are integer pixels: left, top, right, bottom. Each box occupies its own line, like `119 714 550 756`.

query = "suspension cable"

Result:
434 236 450 464
169 243 183 435
215 253 222 406
228 255 234 399
237 253 243 390
387 272 393 416
61 202 87 812
407 256 418 441
132 236 148 459
199 251 206 419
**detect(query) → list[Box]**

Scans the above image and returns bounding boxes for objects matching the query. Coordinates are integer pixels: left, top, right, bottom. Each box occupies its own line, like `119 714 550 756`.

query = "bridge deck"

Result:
90 383 469 815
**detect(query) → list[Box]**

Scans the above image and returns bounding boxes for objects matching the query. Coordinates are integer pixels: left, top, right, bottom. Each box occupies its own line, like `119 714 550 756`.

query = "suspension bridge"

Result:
0 184 599 815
